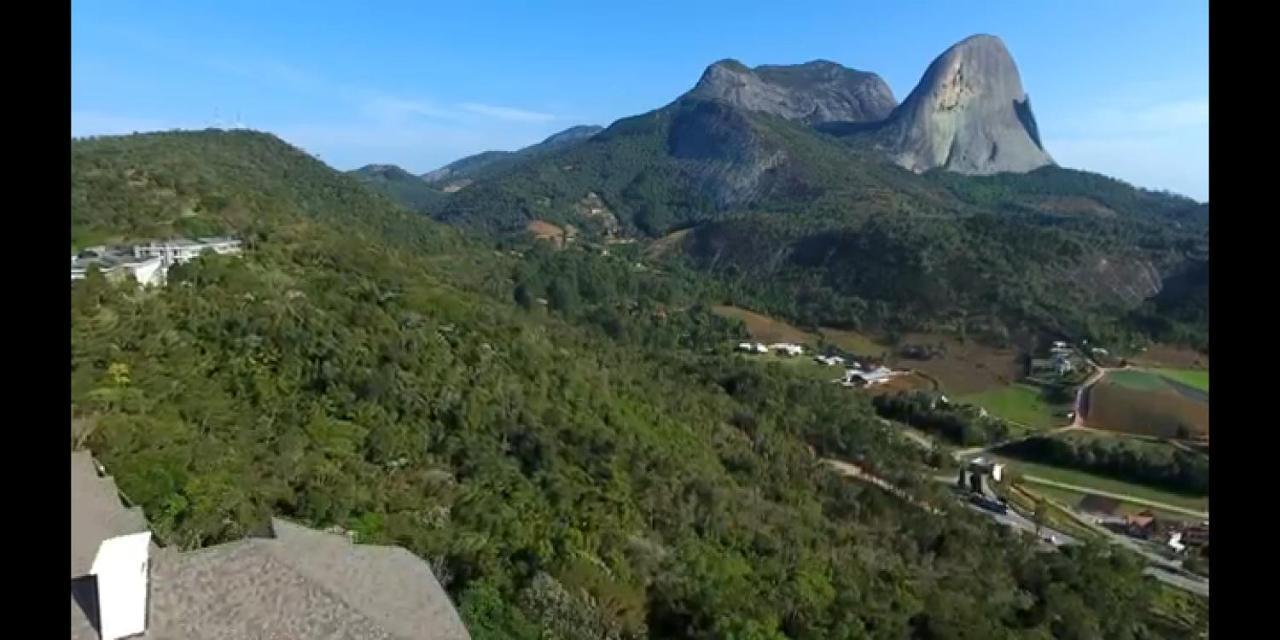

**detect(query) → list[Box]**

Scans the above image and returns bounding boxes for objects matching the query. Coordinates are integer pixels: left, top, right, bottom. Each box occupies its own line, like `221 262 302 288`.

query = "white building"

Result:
770 343 805 357
842 365 897 387
89 532 152 640
73 236 242 288
71 251 167 287
133 236 242 267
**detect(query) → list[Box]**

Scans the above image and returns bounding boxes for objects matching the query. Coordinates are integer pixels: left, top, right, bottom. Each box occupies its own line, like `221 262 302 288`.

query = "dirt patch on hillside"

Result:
712 305 815 345
864 373 937 396
646 227 693 259
888 333 1023 396
526 220 572 248
576 192 621 238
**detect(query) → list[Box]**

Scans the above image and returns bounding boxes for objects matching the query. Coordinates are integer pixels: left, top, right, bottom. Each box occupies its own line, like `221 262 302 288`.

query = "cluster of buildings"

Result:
71 450 470 640
71 236 242 287
1078 494 1210 557
838 365 899 387
732 340 904 388
1030 340 1077 377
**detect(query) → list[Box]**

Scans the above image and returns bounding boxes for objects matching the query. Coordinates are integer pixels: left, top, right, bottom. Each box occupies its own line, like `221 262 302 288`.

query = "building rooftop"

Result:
70 450 470 640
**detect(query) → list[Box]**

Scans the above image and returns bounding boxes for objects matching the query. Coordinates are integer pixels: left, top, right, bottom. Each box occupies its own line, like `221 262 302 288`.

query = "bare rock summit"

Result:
874 34 1053 174
686 59 897 124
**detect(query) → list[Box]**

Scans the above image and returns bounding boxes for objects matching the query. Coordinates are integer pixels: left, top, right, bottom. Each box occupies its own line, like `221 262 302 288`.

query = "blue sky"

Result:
72 1 1208 200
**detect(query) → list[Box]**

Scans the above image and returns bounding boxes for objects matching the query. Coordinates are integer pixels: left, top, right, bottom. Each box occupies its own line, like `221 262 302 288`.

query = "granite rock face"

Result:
686 59 897 124
873 34 1054 174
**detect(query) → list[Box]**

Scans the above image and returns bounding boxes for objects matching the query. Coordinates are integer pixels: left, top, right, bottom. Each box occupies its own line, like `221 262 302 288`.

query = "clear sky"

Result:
72 1 1208 200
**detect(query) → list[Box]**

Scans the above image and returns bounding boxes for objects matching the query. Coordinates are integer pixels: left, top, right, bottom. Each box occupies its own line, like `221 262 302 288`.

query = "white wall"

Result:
91 532 151 640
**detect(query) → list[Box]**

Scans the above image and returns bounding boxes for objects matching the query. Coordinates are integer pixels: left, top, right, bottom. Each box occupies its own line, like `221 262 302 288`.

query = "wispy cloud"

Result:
459 102 556 123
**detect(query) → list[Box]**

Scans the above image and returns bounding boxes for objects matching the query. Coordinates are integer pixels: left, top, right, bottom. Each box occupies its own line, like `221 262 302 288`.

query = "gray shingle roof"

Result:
71 451 471 640
70 450 149 578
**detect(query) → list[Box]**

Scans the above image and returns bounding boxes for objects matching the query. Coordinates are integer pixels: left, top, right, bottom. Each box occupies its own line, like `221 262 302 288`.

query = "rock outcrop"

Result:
871 34 1054 174
685 59 897 124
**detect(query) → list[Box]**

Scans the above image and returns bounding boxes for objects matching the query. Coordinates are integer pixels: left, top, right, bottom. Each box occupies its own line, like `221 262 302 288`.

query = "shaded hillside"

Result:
349 164 449 213
70 129 1199 639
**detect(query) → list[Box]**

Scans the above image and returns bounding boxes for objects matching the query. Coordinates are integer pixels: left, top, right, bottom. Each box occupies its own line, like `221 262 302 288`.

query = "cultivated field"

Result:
1086 372 1209 440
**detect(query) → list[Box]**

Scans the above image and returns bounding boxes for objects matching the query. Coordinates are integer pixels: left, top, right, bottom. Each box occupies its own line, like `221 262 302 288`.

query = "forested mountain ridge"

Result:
349 163 450 213
70 129 1203 638
414 35 1208 351
421 124 604 194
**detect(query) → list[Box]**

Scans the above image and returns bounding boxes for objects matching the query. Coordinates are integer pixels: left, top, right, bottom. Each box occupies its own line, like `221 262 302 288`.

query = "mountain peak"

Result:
873 33 1053 174
686 58 896 124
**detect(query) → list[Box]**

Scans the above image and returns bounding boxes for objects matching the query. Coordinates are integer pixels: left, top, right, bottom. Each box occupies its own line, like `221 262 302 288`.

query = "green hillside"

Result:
71 130 1199 639
349 164 450 213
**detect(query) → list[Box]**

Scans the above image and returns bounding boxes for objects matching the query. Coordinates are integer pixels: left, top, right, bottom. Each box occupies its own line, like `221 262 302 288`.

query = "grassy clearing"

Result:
994 456 1209 513
961 384 1068 429
1106 370 1171 392
1154 368 1209 392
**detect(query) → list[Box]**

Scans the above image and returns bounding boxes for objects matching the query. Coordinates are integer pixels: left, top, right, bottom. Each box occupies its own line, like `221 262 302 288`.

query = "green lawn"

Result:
1154 368 1209 392
961 383 1069 429
994 456 1209 513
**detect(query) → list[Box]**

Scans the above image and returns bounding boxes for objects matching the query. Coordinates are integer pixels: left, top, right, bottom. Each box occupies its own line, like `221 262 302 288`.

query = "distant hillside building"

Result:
71 450 470 640
133 236 243 267
71 248 166 287
72 237 243 288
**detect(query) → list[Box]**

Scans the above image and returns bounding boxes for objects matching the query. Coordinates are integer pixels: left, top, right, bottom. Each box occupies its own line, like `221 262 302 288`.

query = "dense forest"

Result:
71 130 1205 638
999 432 1210 496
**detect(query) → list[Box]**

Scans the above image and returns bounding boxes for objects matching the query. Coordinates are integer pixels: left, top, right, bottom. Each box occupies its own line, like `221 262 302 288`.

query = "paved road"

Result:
1020 475 1209 519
